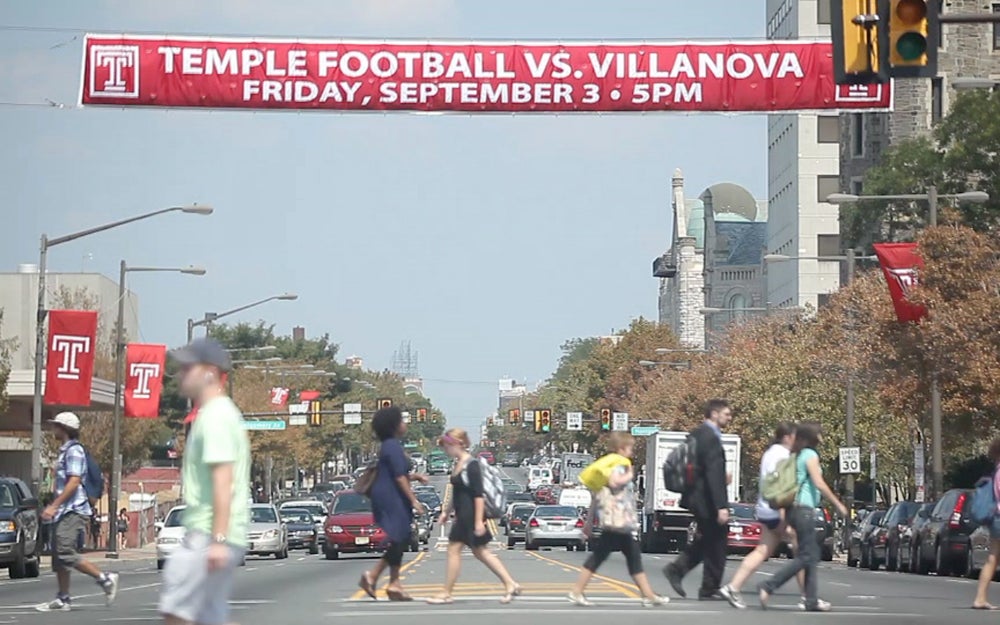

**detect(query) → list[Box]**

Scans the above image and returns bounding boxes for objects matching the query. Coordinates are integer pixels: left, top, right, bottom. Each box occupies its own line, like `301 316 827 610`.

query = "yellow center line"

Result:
349 550 427 600
524 551 640 599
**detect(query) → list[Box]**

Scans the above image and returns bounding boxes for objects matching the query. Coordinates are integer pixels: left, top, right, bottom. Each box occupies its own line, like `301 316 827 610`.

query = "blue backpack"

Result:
970 474 996 526
69 442 105 505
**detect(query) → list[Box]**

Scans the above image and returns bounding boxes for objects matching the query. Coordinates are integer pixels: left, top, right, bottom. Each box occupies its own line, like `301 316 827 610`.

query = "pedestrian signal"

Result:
600 408 611 431
309 400 322 427
377 398 393 409
417 408 427 422
508 408 520 424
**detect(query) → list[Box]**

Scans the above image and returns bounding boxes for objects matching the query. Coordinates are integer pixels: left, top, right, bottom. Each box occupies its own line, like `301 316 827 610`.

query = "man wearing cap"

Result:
159 338 250 625
36 412 119 612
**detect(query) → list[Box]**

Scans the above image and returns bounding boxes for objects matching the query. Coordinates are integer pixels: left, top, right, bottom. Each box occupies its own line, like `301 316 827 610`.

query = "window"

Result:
817 294 831 309
817 0 831 24
817 115 840 143
851 178 864 195
931 78 943 125
851 114 864 157
818 234 841 257
818 175 840 203
994 4 1000 50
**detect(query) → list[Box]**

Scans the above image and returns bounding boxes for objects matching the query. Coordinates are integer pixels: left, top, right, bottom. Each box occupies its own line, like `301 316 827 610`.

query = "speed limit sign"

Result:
839 447 861 474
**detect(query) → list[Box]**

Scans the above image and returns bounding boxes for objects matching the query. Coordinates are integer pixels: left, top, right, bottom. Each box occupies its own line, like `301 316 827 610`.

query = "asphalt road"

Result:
0 467 995 623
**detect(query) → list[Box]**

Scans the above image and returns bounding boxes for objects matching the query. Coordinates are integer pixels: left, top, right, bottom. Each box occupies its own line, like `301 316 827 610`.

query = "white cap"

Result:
49 412 81 431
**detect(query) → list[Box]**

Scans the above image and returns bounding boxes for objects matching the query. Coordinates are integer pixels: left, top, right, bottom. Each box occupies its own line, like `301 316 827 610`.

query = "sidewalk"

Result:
38 544 158 572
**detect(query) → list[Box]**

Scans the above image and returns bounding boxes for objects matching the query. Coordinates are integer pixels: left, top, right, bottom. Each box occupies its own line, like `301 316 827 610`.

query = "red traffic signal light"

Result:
416 408 427 422
508 408 520 424
377 398 393 409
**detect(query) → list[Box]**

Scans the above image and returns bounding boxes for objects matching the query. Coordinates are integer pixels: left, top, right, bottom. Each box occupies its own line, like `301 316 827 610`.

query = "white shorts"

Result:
159 532 244 625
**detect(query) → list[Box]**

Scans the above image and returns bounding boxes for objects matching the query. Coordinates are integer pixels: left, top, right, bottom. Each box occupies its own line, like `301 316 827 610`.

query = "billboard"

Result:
80 35 892 113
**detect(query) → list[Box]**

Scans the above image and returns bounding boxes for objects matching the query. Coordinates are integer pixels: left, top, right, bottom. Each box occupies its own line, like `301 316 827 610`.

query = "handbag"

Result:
354 459 379 497
596 486 637 531
579 453 631 492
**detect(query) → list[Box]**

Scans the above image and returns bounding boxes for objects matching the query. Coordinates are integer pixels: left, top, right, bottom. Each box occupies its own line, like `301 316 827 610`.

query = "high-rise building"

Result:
765 0 844 309
839 1 1000 249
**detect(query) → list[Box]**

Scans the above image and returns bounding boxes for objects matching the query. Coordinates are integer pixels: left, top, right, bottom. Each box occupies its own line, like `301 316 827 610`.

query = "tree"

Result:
843 89 1000 248
0 311 13 419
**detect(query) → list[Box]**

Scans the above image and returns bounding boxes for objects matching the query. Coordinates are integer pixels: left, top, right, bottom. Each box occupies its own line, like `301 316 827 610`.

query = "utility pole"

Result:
927 185 943 499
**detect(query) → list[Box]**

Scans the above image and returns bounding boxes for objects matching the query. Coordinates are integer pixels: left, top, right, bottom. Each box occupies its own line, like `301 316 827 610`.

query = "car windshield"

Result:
164 508 185 527
513 506 535 520
0 484 15 509
332 493 372 514
282 509 313 523
251 507 278 523
283 503 326 517
509 493 533 502
536 506 577 518
417 492 440 505
730 504 755 520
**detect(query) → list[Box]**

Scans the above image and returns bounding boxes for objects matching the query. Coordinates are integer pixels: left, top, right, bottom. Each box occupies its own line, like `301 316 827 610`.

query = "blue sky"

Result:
0 0 766 435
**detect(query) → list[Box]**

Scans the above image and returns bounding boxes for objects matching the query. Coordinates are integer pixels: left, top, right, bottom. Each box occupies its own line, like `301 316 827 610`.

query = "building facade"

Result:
766 0 844 310
839 1 1000 248
656 170 767 349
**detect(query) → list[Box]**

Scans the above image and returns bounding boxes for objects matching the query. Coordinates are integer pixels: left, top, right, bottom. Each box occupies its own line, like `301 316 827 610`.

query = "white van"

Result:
558 487 592 509
527 467 553 490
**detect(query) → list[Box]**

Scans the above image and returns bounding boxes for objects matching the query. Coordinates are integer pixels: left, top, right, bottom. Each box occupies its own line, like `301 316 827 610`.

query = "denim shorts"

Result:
760 517 782 531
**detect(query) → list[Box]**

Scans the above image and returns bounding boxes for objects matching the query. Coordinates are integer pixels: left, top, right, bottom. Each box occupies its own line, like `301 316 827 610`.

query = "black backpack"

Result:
662 435 699 494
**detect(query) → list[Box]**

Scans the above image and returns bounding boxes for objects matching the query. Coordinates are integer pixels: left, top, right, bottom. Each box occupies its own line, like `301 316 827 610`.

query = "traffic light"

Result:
830 0 888 85
600 408 611 431
487 417 495 427
508 408 520 424
309 400 322 427
539 409 551 433
887 0 938 77
377 398 393 409
416 408 427 422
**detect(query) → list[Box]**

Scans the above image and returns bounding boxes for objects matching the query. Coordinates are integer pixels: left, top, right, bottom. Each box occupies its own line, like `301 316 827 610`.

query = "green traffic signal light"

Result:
896 31 927 61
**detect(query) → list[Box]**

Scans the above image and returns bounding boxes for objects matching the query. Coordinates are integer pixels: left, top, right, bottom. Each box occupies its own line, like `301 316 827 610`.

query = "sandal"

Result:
426 595 454 605
386 589 413 602
500 584 523 604
358 573 377 600
972 604 998 610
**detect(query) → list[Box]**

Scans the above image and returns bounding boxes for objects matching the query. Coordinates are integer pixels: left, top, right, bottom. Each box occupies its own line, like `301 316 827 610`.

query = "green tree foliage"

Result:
844 89 1000 248
0 311 12 418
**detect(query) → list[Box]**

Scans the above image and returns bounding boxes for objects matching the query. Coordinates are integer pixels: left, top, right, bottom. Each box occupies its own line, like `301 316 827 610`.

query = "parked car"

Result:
898 501 936 573
281 508 320 554
525 505 586 551
968 521 1000 580
869 501 921 571
779 507 835 562
911 488 975 576
155 505 186 570
726 503 763 555
0 477 40 578
324 490 420 559
504 504 536 548
247 504 289 559
279 500 328 545
852 510 885 568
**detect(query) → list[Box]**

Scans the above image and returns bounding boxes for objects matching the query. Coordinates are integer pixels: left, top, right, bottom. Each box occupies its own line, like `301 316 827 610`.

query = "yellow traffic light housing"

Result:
540 410 551 433
416 408 427 422
508 408 520 424
309 400 322 427
600 408 611 431
887 0 938 77
831 0 889 85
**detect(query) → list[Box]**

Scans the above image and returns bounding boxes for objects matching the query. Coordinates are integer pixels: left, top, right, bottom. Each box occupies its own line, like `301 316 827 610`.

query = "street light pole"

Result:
30 205 212 494
927 186 944 499
844 248 857 529
108 262 204 558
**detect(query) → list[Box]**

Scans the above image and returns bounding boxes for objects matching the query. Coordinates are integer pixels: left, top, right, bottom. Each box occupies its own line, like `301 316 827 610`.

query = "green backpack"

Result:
761 453 801 509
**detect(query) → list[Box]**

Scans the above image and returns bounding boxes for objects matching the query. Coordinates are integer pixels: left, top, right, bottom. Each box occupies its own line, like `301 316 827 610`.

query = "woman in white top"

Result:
720 422 801 610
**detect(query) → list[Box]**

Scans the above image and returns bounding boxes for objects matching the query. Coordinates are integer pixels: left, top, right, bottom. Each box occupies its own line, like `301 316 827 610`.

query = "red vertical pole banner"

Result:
124 343 167 418
44 310 98 405
873 243 927 323
269 388 290 406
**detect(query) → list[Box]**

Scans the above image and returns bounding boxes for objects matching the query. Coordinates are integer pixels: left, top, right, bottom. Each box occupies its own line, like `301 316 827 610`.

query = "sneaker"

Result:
36 597 71 612
757 584 771 610
100 572 120 606
798 598 832 612
568 592 595 607
662 565 687 599
719 584 747 610
641 595 670 608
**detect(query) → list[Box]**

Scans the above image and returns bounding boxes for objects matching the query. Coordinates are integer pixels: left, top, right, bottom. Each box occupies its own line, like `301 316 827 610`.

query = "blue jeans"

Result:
762 506 819 608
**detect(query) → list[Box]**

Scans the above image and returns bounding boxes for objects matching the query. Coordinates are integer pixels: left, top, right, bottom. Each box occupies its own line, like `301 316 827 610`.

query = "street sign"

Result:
631 425 660 437
870 442 877 480
244 419 286 431
566 412 583 431
914 440 925 502
289 401 308 415
612 412 629 432
838 446 861 474
402 411 411 423
289 414 307 426
344 403 362 425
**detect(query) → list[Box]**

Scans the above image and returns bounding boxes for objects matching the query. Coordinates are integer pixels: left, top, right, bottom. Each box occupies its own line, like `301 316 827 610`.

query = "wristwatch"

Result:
212 533 227 545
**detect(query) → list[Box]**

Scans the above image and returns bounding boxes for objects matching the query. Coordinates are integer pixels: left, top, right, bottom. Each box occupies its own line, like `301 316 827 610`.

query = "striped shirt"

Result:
55 441 92 521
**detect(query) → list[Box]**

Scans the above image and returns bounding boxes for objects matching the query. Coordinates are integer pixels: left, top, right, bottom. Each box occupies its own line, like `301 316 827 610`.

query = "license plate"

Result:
355 537 370 545
730 526 743 534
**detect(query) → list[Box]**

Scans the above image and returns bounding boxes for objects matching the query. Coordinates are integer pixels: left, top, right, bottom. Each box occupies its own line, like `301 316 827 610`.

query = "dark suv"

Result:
869 501 921 571
0 478 41 578
911 488 975 576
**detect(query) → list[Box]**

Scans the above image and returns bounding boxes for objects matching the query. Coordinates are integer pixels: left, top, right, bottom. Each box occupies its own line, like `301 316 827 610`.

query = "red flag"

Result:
874 242 927 323
299 390 321 402
269 387 290 406
124 343 167 418
44 310 98 406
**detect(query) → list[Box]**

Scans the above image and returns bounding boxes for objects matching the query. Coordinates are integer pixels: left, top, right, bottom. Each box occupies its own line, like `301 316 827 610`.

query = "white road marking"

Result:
848 595 878 600
830 581 851 587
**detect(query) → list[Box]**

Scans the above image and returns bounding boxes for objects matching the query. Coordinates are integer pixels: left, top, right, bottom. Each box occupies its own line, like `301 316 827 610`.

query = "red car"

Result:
477 450 496 465
727 503 763 555
323 490 388 560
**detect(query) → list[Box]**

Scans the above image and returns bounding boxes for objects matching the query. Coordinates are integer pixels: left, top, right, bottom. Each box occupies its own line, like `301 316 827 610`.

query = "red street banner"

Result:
44 310 98 406
299 390 321 402
80 35 892 113
124 343 167 418
874 242 927 323
269 387 290 406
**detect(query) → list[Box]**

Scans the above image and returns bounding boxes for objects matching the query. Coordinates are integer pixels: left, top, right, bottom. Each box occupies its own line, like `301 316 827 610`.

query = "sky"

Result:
0 0 767 436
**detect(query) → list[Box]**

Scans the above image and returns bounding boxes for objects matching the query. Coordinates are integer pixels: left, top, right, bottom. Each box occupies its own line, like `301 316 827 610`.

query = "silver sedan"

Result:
524 505 586 552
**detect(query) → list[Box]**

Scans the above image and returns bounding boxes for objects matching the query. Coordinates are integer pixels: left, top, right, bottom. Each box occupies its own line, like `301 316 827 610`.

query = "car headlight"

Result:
263 529 279 538
327 525 344 534
157 537 179 545
0 521 15 533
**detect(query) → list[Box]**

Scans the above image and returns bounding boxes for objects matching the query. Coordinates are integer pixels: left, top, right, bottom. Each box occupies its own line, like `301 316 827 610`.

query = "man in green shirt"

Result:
159 338 250 625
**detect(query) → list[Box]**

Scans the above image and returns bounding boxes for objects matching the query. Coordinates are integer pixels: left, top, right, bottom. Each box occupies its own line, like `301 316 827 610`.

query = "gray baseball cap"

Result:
169 337 232 372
